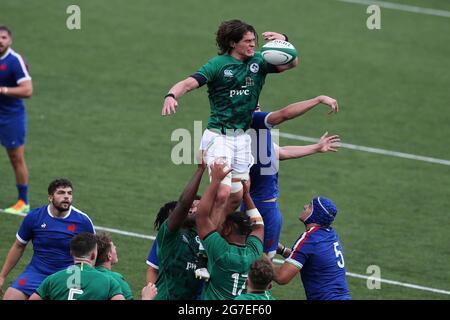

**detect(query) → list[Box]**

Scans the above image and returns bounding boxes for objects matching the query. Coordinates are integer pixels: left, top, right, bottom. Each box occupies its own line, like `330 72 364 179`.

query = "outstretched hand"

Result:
161 96 178 116
318 95 339 114
209 158 233 182
318 132 341 153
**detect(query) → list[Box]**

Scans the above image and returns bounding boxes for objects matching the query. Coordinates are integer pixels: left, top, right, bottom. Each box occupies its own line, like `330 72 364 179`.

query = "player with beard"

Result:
0 178 95 299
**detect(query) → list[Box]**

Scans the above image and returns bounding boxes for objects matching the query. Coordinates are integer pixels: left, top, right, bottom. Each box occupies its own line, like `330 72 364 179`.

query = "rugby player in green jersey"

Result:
29 232 125 300
196 161 265 300
162 20 298 231
155 163 207 299
95 232 133 300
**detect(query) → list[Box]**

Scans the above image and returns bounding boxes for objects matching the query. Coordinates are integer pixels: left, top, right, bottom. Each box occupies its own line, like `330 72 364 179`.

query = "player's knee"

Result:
8 150 25 167
216 186 231 206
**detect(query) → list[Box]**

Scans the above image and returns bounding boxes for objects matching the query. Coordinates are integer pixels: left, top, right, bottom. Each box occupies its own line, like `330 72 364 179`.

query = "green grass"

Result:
1 0 449 300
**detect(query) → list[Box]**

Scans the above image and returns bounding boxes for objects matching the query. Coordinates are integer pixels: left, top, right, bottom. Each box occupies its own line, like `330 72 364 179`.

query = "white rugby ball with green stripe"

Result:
261 40 297 65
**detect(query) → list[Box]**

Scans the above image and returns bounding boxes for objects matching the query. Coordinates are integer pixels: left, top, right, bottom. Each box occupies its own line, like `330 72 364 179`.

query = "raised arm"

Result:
161 77 200 115
272 262 300 285
267 95 339 126
167 164 206 232
196 161 232 240
241 180 264 243
276 132 340 161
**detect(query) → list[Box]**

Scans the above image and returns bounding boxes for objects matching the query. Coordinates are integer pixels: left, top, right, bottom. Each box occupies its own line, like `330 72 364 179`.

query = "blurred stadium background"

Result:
1 0 449 299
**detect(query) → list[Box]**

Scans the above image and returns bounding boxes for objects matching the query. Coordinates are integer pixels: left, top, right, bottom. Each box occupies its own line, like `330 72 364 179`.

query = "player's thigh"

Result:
0 114 26 150
233 133 254 173
201 129 233 166
3 287 29 300
260 206 283 254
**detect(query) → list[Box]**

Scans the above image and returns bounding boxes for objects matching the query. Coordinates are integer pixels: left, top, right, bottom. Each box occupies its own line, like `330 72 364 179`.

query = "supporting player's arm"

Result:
167 164 206 232
146 266 158 285
272 262 300 285
0 240 27 295
196 161 232 240
242 180 264 243
0 79 33 98
274 132 340 161
267 95 339 126
161 77 200 115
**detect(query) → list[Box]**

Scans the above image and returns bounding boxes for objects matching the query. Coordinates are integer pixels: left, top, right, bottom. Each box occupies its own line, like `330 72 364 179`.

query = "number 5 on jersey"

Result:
333 242 345 268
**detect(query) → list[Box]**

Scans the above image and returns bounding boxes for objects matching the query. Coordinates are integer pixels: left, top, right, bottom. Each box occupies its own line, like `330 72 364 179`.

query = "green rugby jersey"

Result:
196 52 276 132
96 266 133 300
234 290 275 300
36 263 123 300
201 232 263 300
155 220 203 300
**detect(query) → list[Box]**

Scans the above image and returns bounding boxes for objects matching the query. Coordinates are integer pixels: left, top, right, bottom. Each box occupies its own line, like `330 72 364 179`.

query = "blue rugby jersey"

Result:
286 226 351 300
0 48 31 119
146 239 159 269
17 205 95 275
249 111 279 201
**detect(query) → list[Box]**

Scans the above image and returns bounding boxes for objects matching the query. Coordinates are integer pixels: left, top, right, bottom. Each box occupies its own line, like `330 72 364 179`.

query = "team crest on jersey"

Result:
224 69 234 78
245 76 254 87
249 63 259 73
0 64 7 71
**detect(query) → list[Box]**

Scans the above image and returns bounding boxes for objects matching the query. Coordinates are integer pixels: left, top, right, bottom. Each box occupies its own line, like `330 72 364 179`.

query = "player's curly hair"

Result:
248 258 274 290
153 195 201 231
216 19 257 55
154 201 177 230
48 178 73 195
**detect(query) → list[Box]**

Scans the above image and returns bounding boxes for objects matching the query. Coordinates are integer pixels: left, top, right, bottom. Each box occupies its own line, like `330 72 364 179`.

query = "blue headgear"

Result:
303 196 338 227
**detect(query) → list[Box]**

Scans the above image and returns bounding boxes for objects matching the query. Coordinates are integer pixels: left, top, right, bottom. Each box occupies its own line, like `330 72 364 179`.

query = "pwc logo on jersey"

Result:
67 224 77 232
229 89 250 98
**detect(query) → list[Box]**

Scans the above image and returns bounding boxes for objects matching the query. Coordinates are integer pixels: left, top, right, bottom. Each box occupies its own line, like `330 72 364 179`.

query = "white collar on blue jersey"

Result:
0 48 12 60
47 205 72 219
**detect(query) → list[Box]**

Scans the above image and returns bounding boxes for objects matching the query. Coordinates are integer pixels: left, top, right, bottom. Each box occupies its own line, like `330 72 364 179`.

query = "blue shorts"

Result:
10 264 49 297
241 200 282 254
0 113 26 149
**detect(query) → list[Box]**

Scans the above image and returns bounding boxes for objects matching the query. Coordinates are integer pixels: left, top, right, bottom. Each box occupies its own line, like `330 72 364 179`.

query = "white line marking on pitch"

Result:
338 0 450 18
276 132 450 166
2 210 449 296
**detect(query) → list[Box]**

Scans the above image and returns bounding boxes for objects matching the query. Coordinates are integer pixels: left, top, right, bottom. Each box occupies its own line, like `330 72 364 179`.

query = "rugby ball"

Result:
261 40 297 65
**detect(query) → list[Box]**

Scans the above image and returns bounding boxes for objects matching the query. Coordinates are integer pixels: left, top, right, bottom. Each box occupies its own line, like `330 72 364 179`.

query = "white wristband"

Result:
246 208 264 225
